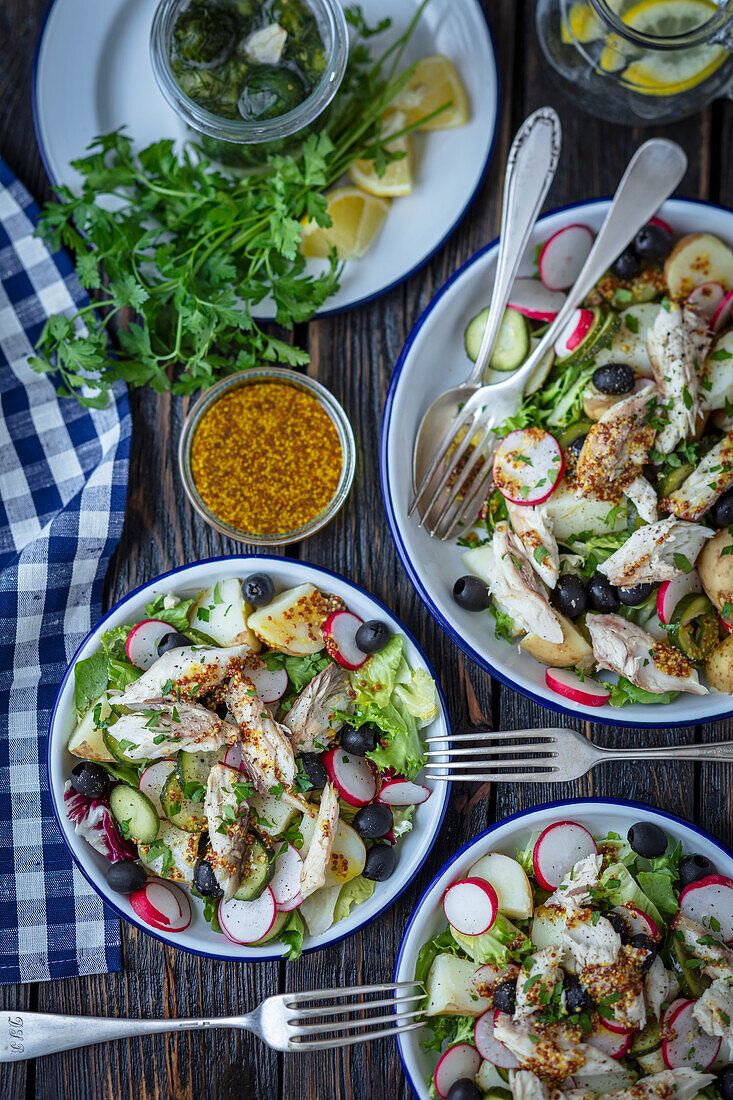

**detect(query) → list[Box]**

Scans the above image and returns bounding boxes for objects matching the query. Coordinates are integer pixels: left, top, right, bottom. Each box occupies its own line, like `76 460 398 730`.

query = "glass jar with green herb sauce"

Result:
151 0 348 167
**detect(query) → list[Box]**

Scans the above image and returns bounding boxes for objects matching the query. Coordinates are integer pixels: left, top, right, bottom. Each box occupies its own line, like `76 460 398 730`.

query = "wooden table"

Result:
3 1 733 1096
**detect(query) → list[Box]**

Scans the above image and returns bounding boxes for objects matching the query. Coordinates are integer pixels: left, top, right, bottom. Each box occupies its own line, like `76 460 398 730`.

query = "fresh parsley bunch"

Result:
31 3 440 407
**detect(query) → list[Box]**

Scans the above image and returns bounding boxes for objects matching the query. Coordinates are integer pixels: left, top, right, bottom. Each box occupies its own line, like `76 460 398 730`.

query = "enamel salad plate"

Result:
32 0 497 318
47 555 450 961
394 796 733 1100
381 197 733 728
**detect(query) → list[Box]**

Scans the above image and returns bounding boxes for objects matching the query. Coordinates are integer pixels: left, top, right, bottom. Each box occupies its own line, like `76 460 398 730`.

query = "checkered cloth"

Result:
0 156 130 983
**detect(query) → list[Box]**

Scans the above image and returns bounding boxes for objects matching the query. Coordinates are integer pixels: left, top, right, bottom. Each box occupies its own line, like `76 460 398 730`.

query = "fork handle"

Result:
0 1010 246 1062
596 740 733 762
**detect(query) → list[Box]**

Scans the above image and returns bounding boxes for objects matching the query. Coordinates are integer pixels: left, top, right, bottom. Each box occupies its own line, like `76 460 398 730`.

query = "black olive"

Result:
629 933 657 972
363 844 397 881
611 248 640 280
567 433 588 460
193 858 224 898
618 582 655 606
493 978 517 1014
298 752 328 790
708 488 733 528
634 224 672 263
628 821 668 859
355 620 391 655
452 575 490 612
157 630 193 656
588 573 620 613
242 573 275 607
593 364 636 396
340 724 377 757
564 974 595 1013
447 1081 483 1100
679 853 716 888
354 803 393 840
605 910 630 942
106 861 147 895
552 574 587 619
718 1064 733 1100
70 761 110 799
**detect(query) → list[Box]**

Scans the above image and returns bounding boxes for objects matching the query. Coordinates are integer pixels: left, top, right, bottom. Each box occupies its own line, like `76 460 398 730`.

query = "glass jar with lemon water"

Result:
536 0 733 123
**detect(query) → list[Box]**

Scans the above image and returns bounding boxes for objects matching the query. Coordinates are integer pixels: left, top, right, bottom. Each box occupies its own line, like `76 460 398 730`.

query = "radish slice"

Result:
492 428 564 506
219 888 276 945
434 1043 482 1098
587 1024 633 1060
554 308 595 359
712 288 733 334
662 998 721 1070
649 215 674 238
545 668 610 707
532 821 598 891
270 843 304 907
657 571 703 624
129 880 191 933
246 663 288 704
538 224 594 291
139 760 177 818
277 891 303 913
474 1011 520 1069
224 742 244 771
377 779 431 806
507 278 567 322
443 878 498 936
323 746 377 807
663 998 688 1029
687 282 724 320
613 903 660 941
679 875 733 943
323 611 367 671
125 620 178 671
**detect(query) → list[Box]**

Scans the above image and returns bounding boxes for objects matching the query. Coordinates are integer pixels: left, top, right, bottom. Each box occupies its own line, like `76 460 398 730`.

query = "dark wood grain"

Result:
2 0 733 1097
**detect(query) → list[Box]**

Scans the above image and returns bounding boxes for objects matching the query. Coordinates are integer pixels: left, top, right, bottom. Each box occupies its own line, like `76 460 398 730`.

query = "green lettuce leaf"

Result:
281 910 306 960
391 805 415 839
415 927 465 986
363 696 425 778
352 634 404 709
600 862 664 929
451 913 532 965
637 870 679 920
608 677 679 708
421 1013 476 1059
107 656 142 690
144 593 198 634
333 875 375 923
394 667 438 725
74 650 109 716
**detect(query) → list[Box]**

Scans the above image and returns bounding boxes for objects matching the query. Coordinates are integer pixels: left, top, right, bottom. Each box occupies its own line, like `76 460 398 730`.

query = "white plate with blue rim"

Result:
394 796 733 1100
32 0 498 318
381 197 733 729
47 555 451 960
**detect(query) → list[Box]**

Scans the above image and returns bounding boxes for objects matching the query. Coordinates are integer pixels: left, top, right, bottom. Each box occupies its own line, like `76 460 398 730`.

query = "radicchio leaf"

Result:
64 781 136 863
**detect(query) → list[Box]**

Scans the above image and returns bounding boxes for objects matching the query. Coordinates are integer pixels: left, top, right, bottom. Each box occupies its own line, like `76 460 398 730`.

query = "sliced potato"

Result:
705 635 733 693
634 1050 667 1076
582 384 624 421
543 479 626 541
299 883 342 936
425 953 492 1017
247 583 329 655
476 1062 508 1093
68 692 116 761
520 611 594 670
664 233 733 299
701 329 733 411
249 791 300 839
189 577 260 651
138 820 199 883
324 819 366 888
697 527 733 614
468 851 533 919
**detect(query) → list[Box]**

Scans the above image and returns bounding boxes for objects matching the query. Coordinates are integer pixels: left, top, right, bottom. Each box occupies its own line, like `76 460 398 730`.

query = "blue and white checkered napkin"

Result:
0 156 131 983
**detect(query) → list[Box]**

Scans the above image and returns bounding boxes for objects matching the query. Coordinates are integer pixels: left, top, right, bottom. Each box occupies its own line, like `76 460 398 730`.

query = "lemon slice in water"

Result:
609 0 727 94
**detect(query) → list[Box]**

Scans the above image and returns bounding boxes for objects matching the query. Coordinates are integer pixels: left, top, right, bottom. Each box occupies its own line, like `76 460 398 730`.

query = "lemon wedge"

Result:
561 1 605 44
609 0 727 94
301 188 390 260
390 55 468 131
348 111 414 197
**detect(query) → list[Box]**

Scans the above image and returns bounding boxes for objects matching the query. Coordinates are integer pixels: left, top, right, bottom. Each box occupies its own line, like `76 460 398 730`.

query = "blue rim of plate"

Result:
30 0 500 320
393 794 733 1100
46 553 452 962
381 195 733 730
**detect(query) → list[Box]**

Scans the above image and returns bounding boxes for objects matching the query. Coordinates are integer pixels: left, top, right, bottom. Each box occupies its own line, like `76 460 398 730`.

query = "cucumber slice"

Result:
465 306 530 371
109 784 159 844
160 770 208 833
659 462 695 498
178 749 222 788
630 1020 662 1056
249 791 299 839
559 309 620 367
251 909 289 946
233 835 276 901
666 934 711 998
103 728 143 767
668 593 718 663
558 419 594 450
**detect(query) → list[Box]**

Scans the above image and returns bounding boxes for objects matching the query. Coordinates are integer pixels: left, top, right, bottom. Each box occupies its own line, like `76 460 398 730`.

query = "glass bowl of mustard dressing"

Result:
179 366 355 545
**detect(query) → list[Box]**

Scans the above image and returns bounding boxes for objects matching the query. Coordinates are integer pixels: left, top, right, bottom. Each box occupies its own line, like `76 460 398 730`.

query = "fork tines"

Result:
423 728 563 783
285 981 425 1051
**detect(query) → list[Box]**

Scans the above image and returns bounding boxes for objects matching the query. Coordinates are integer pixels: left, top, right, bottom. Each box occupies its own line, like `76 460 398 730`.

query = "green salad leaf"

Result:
608 677 680 708
450 914 532 965
333 875 375 923
415 928 464 986
600 862 664 930
144 594 198 635
421 1013 475 1058
74 650 109 716
353 634 404 709
281 910 306 961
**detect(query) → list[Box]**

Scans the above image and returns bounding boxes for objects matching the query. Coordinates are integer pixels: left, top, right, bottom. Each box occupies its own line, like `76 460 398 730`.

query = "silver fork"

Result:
412 137 687 541
0 981 424 1061
423 726 733 783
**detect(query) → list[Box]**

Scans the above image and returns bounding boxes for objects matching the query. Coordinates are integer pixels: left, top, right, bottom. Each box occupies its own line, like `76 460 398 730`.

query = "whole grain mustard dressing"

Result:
191 382 343 536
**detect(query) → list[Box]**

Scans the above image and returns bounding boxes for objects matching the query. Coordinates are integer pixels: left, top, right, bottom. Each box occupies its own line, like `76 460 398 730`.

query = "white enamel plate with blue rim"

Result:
32 0 498 317
394 796 733 1100
47 556 451 960
381 198 733 728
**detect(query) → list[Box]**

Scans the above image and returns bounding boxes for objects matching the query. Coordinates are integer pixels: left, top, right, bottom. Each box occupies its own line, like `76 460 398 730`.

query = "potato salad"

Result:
452 219 733 708
64 572 438 955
